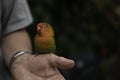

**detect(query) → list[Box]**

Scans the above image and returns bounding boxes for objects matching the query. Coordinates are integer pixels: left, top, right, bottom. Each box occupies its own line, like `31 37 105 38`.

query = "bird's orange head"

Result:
36 22 54 37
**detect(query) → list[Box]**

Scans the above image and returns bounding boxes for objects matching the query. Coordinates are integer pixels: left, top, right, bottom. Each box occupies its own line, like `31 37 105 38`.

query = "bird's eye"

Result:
43 25 48 29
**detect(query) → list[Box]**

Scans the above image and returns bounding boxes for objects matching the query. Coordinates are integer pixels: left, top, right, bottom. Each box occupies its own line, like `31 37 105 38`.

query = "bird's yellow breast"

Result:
34 34 56 53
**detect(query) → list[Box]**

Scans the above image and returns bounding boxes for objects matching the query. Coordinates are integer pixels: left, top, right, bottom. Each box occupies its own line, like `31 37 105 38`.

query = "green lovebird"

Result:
34 22 56 54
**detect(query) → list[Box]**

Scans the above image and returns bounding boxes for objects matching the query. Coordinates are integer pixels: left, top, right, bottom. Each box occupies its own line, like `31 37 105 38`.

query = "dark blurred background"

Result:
27 0 120 80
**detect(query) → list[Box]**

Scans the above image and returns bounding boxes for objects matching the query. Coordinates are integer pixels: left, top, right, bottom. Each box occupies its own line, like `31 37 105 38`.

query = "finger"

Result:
50 54 75 70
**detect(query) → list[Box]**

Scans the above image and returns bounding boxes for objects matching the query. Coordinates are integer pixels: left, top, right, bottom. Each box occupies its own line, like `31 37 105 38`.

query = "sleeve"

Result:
2 0 33 36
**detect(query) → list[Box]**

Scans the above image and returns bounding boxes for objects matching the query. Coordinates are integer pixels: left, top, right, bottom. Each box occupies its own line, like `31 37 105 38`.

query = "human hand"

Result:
11 53 75 80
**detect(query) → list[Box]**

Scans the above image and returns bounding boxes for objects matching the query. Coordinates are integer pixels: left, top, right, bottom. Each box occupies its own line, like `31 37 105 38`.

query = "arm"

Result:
1 29 32 66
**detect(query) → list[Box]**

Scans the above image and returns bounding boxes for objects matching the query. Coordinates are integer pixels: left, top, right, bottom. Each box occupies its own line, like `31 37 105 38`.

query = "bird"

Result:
34 22 56 54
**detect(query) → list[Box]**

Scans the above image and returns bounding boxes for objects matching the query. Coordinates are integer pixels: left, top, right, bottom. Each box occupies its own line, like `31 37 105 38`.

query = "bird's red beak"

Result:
37 26 41 33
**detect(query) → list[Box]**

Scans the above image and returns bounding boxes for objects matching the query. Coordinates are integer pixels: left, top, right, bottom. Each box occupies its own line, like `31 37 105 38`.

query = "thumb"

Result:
50 54 75 70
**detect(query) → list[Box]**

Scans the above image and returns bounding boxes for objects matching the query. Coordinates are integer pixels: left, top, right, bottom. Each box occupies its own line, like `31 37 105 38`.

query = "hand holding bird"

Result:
9 22 75 80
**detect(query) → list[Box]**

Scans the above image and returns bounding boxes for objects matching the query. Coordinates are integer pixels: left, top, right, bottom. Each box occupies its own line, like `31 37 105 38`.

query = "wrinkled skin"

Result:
11 53 75 80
